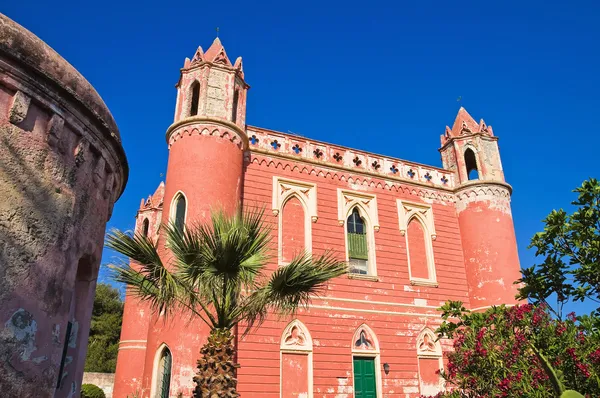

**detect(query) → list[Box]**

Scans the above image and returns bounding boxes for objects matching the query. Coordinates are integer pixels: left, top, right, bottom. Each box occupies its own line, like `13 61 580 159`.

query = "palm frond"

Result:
106 229 161 268
239 251 346 334
106 230 180 318
193 207 271 289
266 251 346 312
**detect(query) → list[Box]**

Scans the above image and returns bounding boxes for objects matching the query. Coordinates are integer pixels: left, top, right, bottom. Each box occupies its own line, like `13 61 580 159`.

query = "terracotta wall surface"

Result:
235 151 467 397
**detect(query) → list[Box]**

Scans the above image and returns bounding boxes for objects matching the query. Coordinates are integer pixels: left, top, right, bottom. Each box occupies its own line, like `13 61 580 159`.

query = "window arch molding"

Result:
351 324 380 354
280 319 313 352
337 190 379 231
338 190 379 278
150 343 172 398
170 191 188 231
272 177 317 265
397 200 438 286
280 319 313 398
351 324 383 398
416 327 442 358
416 327 444 395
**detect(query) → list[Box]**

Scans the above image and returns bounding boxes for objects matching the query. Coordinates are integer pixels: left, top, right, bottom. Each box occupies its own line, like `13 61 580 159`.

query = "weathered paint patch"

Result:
4 308 43 362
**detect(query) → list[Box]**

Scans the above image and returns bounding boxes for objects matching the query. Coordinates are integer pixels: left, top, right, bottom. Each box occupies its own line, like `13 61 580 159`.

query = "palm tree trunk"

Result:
193 328 239 398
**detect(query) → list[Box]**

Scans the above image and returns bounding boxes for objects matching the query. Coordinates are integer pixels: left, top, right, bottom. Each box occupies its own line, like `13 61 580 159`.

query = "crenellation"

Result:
248 127 455 190
47 113 64 149
8 89 30 124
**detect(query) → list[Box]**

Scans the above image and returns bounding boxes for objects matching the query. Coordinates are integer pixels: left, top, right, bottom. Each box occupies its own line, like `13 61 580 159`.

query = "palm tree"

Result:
106 208 346 398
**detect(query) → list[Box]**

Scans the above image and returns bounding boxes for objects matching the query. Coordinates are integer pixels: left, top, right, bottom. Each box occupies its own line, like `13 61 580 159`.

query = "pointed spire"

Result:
191 46 204 64
204 37 232 66
140 182 165 210
233 56 244 78
450 107 479 137
478 118 493 135
151 181 165 207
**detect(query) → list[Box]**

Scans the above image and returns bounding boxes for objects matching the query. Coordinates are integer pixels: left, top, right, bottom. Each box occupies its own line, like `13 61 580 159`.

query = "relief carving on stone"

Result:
417 328 442 357
351 324 379 353
280 320 312 352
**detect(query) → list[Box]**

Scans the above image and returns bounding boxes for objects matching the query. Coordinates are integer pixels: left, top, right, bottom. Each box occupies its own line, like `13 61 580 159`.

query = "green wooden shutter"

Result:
353 357 376 398
348 232 368 260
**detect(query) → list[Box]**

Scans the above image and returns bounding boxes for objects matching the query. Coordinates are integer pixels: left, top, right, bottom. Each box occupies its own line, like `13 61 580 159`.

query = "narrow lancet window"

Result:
190 81 200 116
155 347 172 398
347 208 368 274
173 194 186 231
232 89 239 123
142 218 150 237
464 148 479 180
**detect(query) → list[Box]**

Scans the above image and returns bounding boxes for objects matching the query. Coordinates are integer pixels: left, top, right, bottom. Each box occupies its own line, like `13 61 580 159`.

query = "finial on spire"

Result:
216 27 219 38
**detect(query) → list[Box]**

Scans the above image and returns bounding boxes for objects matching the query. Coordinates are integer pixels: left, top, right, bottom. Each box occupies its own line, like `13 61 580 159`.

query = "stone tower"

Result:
129 38 249 397
440 107 521 309
0 14 127 397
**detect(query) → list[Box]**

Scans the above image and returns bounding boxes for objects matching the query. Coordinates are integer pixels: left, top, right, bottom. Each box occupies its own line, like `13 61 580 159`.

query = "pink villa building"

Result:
113 38 521 398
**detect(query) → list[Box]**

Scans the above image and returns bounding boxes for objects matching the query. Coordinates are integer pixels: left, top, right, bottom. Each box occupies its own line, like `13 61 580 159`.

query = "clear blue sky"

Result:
4 1 599 313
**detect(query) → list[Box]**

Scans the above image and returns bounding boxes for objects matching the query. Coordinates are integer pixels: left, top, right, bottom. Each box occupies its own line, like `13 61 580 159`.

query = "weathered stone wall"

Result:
0 13 127 398
83 372 115 398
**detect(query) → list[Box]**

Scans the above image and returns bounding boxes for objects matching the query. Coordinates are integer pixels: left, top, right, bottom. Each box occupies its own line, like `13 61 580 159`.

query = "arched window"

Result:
280 320 313 397
397 200 437 286
173 194 187 232
281 196 306 264
232 89 239 123
464 148 479 180
190 81 200 116
416 328 443 395
338 190 379 277
154 347 172 398
142 218 150 237
347 207 368 274
407 218 430 280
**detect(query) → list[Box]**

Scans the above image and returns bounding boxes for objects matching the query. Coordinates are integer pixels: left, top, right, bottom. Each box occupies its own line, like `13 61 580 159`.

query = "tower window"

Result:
347 208 368 274
190 81 200 116
173 194 187 231
155 347 172 398
142 218 150 237
464 148 479 180
232 89 239 123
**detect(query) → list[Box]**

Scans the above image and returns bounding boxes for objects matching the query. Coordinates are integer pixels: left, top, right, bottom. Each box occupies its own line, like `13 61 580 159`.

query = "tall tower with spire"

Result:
440 107 521 310
138 38 248 396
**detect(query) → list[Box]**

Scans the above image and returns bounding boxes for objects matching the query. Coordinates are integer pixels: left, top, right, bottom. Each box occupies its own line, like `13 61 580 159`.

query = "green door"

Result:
353 357 377 398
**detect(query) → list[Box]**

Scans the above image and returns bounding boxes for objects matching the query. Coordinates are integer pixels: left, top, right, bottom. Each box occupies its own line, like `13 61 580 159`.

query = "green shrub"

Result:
81 384 106 398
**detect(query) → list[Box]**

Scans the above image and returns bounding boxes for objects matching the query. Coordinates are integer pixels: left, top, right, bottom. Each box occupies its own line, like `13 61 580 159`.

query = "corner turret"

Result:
440 107 521 310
